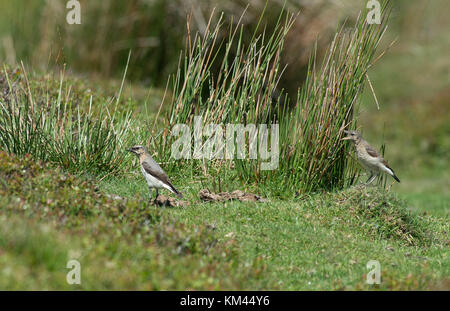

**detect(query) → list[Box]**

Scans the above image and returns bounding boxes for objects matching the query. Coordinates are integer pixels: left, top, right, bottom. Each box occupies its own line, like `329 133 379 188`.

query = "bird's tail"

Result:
392 174 400 183
167 182 183 198
381 162 400 183
386 166 400 183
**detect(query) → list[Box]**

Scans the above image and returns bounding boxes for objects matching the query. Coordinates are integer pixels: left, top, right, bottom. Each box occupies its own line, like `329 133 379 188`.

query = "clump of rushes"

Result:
156 3 390 196
0 65 132 176
151 6 295 191
281 4 390 193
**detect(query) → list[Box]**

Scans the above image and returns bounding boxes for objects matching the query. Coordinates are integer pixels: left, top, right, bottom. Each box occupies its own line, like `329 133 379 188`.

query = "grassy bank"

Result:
0 151 448 290
0 1 448 290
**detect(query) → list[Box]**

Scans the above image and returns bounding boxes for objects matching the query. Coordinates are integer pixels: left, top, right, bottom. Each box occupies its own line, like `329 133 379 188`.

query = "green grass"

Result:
0 151 448 290
358 0 450 219
0 1 448 290
403 193 449 218
0 151 272 290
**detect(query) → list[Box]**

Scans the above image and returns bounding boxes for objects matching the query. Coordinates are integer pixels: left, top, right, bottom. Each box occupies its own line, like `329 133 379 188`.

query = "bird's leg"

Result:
376 173 382 186
365 172 377 185
370 175 378 185
154 188 159 204
365 172 373 185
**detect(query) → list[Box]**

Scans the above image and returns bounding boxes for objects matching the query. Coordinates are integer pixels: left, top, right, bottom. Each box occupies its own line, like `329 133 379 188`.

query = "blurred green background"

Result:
0 0 363 95
0 0 448 214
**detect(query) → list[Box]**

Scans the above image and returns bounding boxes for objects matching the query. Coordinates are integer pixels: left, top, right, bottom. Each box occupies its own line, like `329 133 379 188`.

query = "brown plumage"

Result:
141 161 180 196
129 145 183 201
342 130 400 184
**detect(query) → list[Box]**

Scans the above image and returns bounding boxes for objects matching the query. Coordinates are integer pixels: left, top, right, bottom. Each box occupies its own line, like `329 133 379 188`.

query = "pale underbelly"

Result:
356 154 380 172
141 167 167 189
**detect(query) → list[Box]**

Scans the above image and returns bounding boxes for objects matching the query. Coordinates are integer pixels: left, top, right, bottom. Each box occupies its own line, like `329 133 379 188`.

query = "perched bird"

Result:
342 130 400 184
128 145 183 201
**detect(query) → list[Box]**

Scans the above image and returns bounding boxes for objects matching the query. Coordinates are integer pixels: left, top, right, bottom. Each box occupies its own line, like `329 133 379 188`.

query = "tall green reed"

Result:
155 3 390 196
281 6 390 193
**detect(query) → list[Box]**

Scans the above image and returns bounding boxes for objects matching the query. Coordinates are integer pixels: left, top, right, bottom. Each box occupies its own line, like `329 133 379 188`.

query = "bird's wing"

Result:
364 144 400 182
141 160 170 185
365 144 390 166
365 145 381 158
142 159 182 196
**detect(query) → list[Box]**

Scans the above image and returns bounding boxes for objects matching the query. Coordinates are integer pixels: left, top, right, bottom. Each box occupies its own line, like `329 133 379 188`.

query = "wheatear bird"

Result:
128 145 183 201
342 130 400 184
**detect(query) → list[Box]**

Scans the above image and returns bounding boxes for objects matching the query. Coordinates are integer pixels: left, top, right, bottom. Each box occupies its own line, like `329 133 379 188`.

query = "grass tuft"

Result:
337 187 432 246
0 66 132 176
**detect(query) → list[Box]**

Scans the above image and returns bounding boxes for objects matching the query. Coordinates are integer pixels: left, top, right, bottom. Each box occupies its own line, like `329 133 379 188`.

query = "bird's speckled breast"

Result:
355 144 379 170
139 153 147 164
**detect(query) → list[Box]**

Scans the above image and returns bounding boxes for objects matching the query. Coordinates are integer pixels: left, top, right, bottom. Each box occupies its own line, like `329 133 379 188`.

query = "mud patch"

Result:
154 195 189 208
199 189 268 203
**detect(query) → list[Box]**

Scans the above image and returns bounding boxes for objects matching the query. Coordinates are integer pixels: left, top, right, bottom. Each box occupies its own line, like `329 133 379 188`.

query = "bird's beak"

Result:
127 148 134 153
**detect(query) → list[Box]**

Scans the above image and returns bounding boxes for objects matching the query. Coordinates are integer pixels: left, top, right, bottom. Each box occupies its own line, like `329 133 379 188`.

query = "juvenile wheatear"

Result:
342 130 400 184
128 145 183 201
